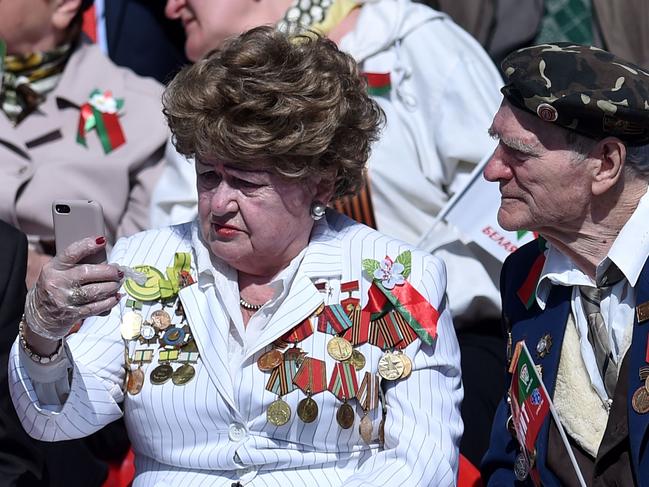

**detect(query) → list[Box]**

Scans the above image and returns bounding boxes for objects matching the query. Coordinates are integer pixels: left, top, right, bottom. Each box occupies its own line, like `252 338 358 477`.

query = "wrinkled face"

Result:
483 102 594 234
165 0 284 61
0 0 58 54
196 159 323 276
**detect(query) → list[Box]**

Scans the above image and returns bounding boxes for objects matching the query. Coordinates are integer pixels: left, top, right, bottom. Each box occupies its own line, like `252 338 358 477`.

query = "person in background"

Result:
0 0 168 287
482 44 649 485
9 26 462 486
151 0 504 466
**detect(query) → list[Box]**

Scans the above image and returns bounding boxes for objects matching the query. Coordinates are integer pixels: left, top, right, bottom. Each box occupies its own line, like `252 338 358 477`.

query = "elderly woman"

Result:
10 27 462 486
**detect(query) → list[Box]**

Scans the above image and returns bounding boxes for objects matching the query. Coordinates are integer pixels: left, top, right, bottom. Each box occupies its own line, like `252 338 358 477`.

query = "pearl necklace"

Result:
239 297 265 311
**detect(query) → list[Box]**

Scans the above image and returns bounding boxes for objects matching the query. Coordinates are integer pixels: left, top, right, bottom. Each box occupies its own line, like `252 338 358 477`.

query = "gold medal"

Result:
127 367 144 395
267 398 291 426
632 386 649 414
123 265 165 302
327 336 353 361
172 363 196 386
336 402 355 429
350 349 366 370
150 310 172 331
297 396 318 423
120 311 143 340
359 413 373 443
397 352 412 379
378 351 404 381
257 349 283 371
150 364 173 385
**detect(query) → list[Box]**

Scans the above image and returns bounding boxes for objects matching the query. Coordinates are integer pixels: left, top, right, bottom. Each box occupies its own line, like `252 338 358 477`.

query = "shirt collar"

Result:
536 186 649 309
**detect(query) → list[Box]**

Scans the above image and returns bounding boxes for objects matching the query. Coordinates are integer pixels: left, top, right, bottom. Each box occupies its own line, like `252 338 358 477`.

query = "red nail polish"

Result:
117 270 124 279
96 236 106 245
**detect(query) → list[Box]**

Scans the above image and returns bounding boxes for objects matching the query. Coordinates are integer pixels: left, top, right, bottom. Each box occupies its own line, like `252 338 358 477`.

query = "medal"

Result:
536 333 552 359
258 349 283 372
124 265 166 302
172 363 196 385
378 351 404 381
359 414 373 443
297 396 318 423
327 336 353 361
267 398 291 426
120 311 143 340
514 452 530 481
162 326 186 347
349 349 366 370
150 363 173 385
140 323 157 341
396 351 412 379
317 304 353 335
336 401 355 429
151 309 172 331
632 385 649 414
127 367 144 395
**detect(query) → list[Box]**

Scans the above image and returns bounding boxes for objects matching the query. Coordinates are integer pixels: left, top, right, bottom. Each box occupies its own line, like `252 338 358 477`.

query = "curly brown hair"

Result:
162 25 384 198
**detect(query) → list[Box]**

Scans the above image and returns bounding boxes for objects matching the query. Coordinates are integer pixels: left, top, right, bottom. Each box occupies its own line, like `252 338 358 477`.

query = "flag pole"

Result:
522 343 587 487
416 153 492 249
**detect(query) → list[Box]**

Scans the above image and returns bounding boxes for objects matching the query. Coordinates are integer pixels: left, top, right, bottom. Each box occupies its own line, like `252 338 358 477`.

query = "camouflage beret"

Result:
501 43 649 144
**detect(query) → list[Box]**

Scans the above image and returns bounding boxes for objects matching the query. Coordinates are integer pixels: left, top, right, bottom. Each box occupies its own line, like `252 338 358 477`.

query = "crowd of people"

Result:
2 0 649 486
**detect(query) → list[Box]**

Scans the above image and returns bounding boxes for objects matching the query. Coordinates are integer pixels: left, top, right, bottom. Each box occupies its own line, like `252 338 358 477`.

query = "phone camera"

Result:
55 204 71 214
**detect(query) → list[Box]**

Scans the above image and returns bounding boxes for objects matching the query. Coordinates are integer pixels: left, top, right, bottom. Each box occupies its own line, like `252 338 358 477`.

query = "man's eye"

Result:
199 171 220 186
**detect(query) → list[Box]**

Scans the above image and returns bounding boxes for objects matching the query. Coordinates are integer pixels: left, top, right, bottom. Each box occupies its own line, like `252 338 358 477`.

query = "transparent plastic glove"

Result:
25 236 123 340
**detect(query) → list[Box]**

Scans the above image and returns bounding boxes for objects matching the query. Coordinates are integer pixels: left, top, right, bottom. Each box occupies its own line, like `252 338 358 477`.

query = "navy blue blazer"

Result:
481 239 649 486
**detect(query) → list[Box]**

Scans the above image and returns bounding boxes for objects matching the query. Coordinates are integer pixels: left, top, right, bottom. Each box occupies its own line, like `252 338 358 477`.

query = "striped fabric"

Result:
9 212 462 486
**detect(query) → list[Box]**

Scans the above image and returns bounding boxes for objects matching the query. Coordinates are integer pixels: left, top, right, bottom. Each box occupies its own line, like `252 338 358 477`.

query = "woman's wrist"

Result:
19 317 64 364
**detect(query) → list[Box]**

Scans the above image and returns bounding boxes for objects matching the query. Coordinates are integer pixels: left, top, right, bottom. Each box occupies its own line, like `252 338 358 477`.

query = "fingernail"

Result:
117 270 124 279
115 292 123 301
96 236 106 245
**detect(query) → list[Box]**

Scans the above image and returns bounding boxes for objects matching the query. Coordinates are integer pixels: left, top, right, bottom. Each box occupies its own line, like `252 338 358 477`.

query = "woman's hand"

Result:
25 236 123 341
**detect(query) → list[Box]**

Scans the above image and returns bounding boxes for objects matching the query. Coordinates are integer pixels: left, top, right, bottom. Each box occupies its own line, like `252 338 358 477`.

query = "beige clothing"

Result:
0 43 167 245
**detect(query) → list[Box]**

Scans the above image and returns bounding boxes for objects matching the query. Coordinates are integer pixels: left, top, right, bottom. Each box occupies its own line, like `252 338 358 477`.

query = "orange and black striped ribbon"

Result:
332 174 377 229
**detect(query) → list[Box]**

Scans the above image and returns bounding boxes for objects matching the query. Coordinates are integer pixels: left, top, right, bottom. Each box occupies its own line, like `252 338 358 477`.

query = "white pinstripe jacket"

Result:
9 212 463 486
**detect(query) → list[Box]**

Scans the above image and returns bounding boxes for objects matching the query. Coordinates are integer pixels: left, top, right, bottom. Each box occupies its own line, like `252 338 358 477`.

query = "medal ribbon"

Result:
342 304 371 346
340 280 359 294
317 304 353 335
391 311 418 350
266 356 298 395
76 89 126 154
517 237 547 309
293 357 327 394
328 362 359 400
162 252 194 298
357 372 380 411
280 318 314 343
369 312 404 350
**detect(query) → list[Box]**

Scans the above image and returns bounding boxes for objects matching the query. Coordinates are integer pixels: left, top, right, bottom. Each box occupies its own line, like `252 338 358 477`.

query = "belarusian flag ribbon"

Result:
77 89 126 154
328 362 358 400
363 251 439 346
363 72 391 97
293 357 326 394
517 237 547 309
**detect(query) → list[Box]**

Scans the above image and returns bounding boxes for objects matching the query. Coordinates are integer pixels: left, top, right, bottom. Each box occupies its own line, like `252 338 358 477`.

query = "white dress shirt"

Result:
536 187 649 405
10 212 463 486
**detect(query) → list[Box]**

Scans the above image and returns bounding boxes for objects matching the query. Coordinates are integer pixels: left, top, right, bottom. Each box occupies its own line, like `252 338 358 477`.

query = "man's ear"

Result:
52 0 83 32
591 137 626 196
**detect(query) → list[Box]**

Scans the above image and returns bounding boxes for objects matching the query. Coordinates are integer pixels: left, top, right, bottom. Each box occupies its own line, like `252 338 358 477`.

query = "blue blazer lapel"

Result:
511 284 572 486
629 259 649 484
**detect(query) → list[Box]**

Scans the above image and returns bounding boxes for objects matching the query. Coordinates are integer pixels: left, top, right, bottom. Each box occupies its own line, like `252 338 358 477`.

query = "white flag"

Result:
419 155 536 262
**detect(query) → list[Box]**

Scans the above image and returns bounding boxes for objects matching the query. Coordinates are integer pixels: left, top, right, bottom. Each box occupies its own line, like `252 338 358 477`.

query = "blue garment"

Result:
481 239 649 486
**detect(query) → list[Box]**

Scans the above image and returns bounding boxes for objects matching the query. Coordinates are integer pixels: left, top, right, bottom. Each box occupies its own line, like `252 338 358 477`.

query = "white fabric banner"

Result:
419 156 536 262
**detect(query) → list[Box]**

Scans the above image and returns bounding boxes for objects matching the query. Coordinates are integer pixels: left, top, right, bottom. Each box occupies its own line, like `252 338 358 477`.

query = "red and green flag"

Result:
509 341 550 452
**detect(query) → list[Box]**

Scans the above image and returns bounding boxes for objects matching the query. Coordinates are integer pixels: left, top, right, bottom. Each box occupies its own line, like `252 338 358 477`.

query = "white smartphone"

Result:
52 200 107 264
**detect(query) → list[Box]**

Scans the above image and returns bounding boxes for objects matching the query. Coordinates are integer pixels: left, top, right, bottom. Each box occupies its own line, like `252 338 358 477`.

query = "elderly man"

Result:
482 44 649 486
